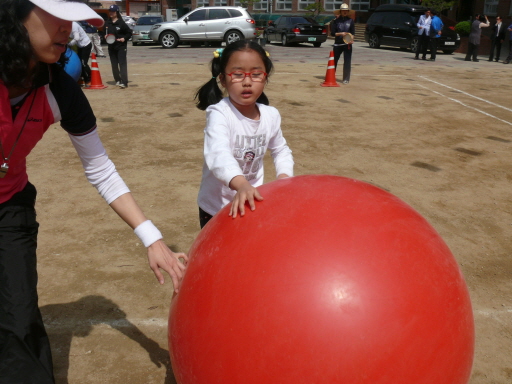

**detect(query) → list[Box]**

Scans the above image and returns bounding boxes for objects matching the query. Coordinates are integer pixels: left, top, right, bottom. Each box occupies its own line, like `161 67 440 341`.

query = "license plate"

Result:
445 42 455 45
308 37 316 41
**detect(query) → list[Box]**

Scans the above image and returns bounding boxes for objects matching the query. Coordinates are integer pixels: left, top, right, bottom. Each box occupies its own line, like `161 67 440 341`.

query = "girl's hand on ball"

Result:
229 176 263 218
147 240 188 292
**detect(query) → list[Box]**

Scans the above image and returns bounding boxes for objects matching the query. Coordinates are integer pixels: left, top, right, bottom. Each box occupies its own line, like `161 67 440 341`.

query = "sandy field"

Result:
26 43 511 383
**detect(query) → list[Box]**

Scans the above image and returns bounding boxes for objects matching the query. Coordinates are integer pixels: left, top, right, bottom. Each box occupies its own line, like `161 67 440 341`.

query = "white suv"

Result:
149 7 256 48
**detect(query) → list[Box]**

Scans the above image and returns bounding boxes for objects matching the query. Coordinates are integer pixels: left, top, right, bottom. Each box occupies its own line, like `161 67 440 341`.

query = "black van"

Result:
364 4 460 54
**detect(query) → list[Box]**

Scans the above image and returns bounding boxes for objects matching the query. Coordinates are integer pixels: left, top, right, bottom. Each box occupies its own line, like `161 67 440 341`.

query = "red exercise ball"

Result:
169 175 474 384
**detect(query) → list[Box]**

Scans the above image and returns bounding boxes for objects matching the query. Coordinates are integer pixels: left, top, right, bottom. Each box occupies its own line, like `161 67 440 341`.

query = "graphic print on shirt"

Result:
233 133 266 181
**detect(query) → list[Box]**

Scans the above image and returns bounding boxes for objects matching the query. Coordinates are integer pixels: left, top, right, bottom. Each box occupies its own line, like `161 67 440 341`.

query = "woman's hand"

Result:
229 176 263 218
147 239 188 292
117 37 125 42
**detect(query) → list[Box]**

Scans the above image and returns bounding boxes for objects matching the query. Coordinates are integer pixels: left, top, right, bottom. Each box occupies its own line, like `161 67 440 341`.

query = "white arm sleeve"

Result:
267 110 294 178
68 130 131 204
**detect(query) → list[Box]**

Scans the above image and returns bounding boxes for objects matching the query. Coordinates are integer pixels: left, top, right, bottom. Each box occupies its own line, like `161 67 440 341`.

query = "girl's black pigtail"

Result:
195 56 224 110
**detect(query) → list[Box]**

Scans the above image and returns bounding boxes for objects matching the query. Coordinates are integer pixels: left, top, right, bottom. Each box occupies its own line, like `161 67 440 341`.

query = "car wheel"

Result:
313 42 321 48
443 50 454 54
410 37 419 53
368 33 380 49
132 42 138 46
282 34 288 46
225 30 243 45
160 31 179 49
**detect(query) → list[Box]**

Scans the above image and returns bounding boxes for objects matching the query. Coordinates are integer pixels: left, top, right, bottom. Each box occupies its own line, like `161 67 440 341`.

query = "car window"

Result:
209 9 230 20
369 12 384 24
381 12 400 26
187 9 207 21
136 17 162 25
228 9 243 17
275 17 285 27
290 17 311 24
394 12 412 25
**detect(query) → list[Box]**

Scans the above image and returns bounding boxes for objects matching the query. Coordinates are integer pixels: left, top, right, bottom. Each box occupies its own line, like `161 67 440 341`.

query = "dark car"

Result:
364 4 460 54
265 16 327 47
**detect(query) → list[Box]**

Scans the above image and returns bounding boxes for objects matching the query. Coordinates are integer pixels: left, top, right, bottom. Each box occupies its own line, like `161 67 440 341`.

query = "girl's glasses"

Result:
226 71 267 82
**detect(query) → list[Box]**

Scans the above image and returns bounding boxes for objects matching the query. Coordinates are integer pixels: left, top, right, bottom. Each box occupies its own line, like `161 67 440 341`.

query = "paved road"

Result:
111 39 511 68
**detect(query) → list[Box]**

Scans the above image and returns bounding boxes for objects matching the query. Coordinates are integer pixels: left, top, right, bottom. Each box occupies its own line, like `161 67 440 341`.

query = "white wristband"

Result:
134 220 163 247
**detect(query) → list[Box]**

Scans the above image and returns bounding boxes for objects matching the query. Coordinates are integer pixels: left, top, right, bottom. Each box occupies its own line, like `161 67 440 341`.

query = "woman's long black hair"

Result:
0 0 37 87
195 40 274 111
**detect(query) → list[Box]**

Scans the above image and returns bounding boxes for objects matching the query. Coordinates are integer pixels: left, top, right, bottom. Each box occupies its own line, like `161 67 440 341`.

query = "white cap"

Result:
29 0 104 27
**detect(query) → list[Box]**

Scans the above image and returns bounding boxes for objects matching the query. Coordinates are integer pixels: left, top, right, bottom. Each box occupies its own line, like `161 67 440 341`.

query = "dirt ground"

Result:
28 47 511 383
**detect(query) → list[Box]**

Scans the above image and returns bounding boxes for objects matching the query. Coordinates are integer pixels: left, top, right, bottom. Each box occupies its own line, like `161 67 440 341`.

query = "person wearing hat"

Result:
0 0 187 382
330 3 355 84
105 4 132 88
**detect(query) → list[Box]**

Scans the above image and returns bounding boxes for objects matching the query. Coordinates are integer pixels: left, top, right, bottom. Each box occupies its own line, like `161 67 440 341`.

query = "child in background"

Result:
195 40 294 228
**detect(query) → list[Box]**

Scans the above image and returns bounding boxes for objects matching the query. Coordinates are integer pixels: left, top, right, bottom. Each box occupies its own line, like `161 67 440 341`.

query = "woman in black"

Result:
330 3 355 84
0 0 187 382
105 4 132 88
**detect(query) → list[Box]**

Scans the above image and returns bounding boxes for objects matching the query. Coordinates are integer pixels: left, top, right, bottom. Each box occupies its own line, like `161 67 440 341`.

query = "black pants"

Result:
416 34 430 58
430 38 439 60
199 207 213 229
333 44 352 82
489 39 502 61
465 42 479 61
0 184 55 383
77 42 92 83
506 41 512 61
108 46 129 86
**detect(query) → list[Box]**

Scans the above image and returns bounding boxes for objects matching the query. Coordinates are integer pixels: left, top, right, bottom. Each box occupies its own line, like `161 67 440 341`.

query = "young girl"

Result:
195 41 294 228
0 0 186 381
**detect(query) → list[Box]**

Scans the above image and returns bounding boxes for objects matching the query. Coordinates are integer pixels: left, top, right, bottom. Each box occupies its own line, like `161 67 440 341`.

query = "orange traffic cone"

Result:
87 53 107 89
321 51 340 87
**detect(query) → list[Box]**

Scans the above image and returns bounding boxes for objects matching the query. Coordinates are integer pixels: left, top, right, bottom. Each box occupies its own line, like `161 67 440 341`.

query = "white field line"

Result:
42 308 512 330
44 317 169 329
416 83 512 126
419 75 512 114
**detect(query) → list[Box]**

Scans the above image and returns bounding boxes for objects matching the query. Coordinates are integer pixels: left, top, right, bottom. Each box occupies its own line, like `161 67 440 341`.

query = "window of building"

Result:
484 0 498 15
298 0 315 11
276 0 292 11
197 0 209 7
213 0 227 5
350 0 370 11
252 0 269 11
324 0 343 12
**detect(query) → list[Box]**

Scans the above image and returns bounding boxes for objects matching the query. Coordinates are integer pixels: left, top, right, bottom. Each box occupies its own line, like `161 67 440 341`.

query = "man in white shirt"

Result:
415 9 431 60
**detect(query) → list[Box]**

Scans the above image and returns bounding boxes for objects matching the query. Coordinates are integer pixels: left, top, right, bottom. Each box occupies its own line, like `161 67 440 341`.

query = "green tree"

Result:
238 0 261 8
420 0 455 13
304 1 325 18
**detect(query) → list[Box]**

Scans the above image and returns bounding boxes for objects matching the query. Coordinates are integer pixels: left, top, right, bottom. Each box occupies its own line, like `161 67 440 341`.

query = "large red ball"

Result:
169 175 474 384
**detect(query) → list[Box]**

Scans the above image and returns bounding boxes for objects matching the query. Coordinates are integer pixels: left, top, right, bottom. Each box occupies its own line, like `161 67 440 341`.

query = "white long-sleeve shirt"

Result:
417 14 431 36
197 98 294 216
69 22 91 48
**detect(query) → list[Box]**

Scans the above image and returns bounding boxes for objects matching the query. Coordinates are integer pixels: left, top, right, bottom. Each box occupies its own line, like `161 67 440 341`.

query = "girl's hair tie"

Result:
266 51 270 57
213 48 224 58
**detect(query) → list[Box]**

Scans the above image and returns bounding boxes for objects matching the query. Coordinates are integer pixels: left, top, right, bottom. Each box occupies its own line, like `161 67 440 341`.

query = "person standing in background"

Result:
105 4 132 88
82 20 106 58
69 21 93 87
415 8 431 60
330 3 355 84
503 23 512 64
428 9 443 61
465 14 490 62
488 16 506 62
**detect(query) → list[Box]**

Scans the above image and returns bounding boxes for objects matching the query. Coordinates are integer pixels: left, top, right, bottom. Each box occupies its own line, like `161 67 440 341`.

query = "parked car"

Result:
132 15 164 45
265 16 327 47
364 4 460 54
149 6 256 49
122 15 136 29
